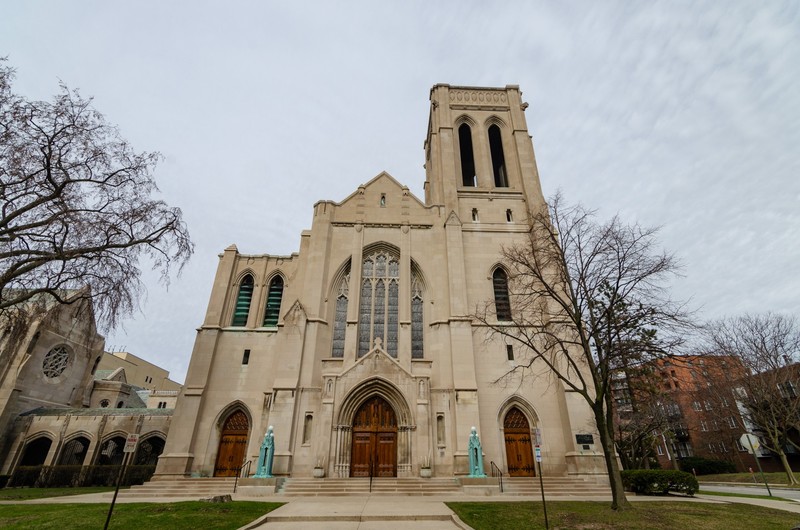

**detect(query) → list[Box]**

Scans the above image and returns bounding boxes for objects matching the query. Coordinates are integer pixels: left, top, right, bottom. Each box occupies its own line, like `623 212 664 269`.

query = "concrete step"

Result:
110 477 240 499
278 477 462 497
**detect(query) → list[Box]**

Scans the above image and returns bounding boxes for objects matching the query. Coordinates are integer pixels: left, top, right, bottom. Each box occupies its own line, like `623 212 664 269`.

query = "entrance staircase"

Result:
106 477 238 500
277 477 462 496
500 476 611 496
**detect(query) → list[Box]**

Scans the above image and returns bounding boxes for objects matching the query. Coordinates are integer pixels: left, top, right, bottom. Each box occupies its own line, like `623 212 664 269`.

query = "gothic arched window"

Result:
488 124 508 187
263 275 284 327
331 271 350 358
459 123 476 187
232 274 254 326
358 251 399 357
493 268 512 321
411 275 424 359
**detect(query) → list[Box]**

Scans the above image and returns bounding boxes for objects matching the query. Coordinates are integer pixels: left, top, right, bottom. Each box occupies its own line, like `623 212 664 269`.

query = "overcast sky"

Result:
3 2 798 383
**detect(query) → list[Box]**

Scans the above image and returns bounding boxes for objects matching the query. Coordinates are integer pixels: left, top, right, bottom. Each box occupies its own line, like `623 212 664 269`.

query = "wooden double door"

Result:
504 407 535 477
214 410 249 477
350 396 397 477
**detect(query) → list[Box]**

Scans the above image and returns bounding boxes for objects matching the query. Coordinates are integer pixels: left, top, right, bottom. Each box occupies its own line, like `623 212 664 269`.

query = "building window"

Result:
358 251 400 357
411 276 424 359
488 124 507 187
232 274 254 326
458 123 476 187
656 444 664 456
471 208 479 222
263 276 284 327
506 345 514 361
700 421 708 432
116 401 124 408
704 401 713 411
735 439 746 452
242 349 250 365
302 414 313 445
42 345 71 379
720 441 727 452
727 416 737 429
331 272 350 358
100 399 110 408
506 209 513 223
692 401 701 411
493 268 512 321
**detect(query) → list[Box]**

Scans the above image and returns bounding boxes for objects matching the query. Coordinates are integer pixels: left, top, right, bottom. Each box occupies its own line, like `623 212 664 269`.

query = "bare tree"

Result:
0 60 193 331
703 313 800 485
475 193 690 510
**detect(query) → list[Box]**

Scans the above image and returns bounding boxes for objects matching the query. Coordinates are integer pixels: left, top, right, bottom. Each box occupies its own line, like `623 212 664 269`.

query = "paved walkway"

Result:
3 491 800 529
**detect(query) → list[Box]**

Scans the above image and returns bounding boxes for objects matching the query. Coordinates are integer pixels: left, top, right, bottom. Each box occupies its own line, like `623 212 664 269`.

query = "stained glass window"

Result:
332 272 349 358
411 276 424 359
263 276 283 326
493 268 511 321
358 251 399 357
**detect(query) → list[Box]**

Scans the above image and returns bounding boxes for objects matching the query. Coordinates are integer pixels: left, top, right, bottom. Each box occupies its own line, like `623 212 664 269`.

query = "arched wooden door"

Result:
504 407 535 477
214 410 249 477
351 396 397 477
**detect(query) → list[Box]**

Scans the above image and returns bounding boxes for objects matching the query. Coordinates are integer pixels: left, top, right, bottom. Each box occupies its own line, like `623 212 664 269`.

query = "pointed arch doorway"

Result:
214 410 249 477
350 396 397 477
504 407 535 477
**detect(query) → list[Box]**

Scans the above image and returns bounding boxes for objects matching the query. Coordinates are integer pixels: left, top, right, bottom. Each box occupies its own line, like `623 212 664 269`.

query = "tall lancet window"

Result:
458 123 476 187
231 274 254 326
493 268 512 321
358 250 400 357
331 272 349 358
411 275 424 359
488 124 508 187
263 276 284 327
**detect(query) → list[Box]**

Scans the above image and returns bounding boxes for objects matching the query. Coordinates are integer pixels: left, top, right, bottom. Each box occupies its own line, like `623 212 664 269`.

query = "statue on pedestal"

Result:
254 425 275 478
467 426 486 478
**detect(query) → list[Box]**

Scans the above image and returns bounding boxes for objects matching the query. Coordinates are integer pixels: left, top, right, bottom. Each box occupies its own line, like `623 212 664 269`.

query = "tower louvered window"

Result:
263 276 284 327
493 268 511 321
459 123 476 187
331 272 350 358
232 274 254 326
411 276 424 359
358 251 399 357
488 124 508 187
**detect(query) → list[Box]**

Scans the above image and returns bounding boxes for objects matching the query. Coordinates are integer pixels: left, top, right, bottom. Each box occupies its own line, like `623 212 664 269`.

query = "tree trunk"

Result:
594 407 631 510
777 450 799 485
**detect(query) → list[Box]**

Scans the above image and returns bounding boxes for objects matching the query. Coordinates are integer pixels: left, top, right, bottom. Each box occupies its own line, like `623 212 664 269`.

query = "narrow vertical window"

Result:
232 274 254 326
471 208 479 222
411 276 424 359
506 344 514 361
458 123 476 187
263 276 284 326
436 414 445 447
506 209 513 223
303 414 313 444
488 124 507 187
242 349 250 365
331 272 349 358
493 268 512 321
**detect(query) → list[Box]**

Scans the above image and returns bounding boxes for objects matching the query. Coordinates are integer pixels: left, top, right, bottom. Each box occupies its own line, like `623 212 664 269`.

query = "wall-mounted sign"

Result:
575 434 594 445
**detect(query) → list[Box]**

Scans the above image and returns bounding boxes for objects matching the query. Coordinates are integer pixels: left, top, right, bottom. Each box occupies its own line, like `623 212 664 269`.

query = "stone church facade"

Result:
155 84 604 481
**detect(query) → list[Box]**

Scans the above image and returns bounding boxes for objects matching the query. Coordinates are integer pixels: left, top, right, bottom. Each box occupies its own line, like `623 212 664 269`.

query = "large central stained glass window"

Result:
358 251 399 357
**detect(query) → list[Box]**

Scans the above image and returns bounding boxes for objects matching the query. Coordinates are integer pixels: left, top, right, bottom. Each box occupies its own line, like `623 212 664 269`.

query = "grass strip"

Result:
0 500 282 530
0 487 118 500
447 500 800 530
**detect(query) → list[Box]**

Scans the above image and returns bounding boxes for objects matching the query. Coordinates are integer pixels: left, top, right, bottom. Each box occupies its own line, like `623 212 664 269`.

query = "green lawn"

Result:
0 501 282 530
0 487 117 500
447 501 800 530
698 472 799 487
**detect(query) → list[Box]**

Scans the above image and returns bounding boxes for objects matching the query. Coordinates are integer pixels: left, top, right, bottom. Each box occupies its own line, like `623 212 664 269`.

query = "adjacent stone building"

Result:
156 84 605 481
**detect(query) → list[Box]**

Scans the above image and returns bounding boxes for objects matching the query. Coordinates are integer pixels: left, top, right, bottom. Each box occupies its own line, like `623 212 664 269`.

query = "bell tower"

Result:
423 84 547 221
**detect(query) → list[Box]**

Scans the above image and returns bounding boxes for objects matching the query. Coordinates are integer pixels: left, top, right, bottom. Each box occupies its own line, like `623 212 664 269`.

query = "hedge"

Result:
679 456 736 475
621 469 698 496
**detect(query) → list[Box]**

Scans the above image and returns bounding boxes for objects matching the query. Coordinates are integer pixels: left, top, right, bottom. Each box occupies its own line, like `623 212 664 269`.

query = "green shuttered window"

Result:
263 276 284 327
232 275 254 326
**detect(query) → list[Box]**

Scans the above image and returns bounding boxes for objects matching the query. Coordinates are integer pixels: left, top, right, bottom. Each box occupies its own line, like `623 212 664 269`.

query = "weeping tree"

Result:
475 193 690 510
0 59 193 336
703 313 800 485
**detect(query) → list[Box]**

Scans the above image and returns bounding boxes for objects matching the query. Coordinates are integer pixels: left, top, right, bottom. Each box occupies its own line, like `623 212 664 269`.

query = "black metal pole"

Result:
104 452 129 530
747 438 772 497
537 460 548 530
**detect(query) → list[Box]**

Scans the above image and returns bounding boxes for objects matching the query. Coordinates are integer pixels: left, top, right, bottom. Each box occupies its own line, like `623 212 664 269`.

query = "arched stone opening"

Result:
18 436 52 466
333 377 414 477
498 398 539 477
213 408 250 477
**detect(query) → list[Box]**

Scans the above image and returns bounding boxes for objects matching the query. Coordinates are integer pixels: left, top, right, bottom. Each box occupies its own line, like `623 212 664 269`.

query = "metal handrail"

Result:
369 457 374 493
233 459 252 493
490 461 504 493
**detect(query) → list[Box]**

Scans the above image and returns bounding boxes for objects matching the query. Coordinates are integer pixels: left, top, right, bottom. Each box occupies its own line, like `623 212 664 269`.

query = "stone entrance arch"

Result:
332 377 414 477
498 397 539 477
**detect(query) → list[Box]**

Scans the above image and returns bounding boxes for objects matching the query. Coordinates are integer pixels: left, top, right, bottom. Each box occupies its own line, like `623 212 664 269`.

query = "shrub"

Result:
678 457 736 475
621 469 698 496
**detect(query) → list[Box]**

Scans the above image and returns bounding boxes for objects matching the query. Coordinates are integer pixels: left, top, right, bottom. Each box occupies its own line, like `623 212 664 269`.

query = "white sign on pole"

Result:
739 433 760 453
535 446 542 463
123 433 140 453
